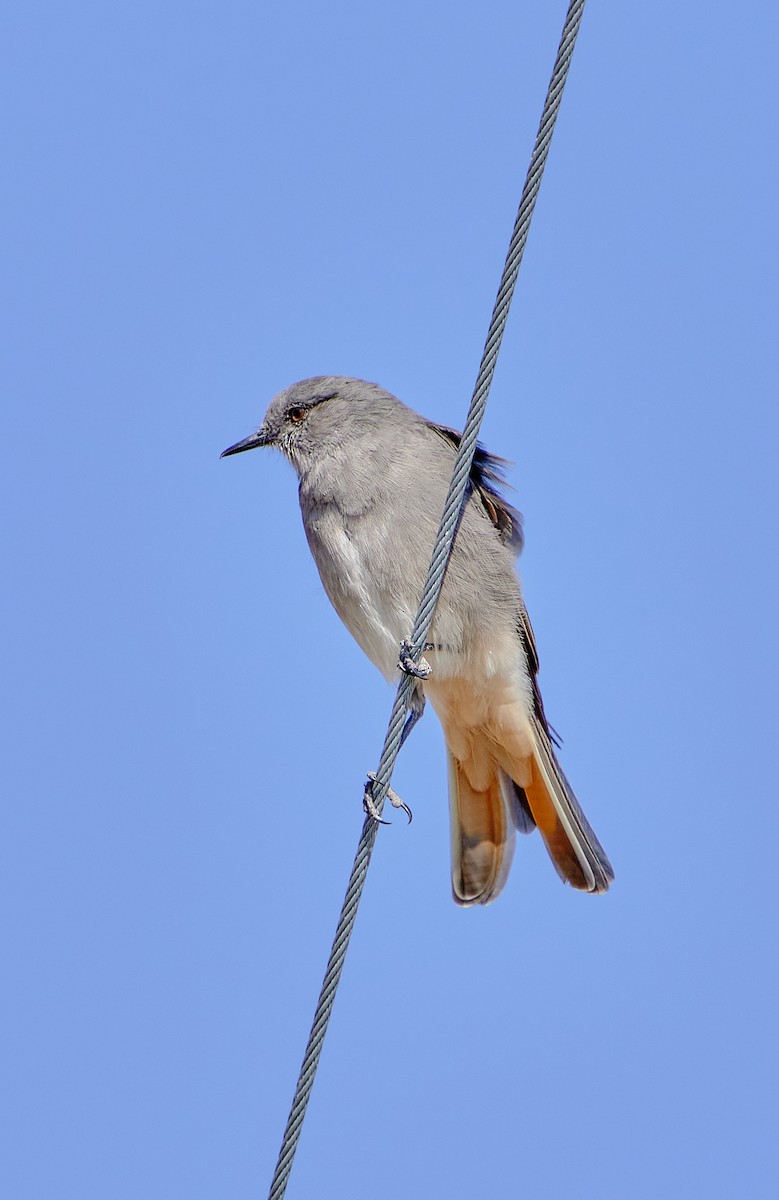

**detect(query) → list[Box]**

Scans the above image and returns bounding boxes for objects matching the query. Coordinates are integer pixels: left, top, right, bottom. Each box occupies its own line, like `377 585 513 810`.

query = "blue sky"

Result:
2 2 777 1197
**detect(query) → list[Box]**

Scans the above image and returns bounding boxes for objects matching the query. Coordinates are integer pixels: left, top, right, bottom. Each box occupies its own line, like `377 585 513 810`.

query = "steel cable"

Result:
267 3 587 1194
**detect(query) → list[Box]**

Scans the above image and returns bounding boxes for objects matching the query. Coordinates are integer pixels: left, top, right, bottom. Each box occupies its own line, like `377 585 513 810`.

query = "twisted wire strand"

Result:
267 3 586 1195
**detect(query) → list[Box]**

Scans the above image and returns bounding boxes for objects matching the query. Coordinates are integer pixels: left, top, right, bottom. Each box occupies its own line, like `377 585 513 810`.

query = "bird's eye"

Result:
288 406 307 423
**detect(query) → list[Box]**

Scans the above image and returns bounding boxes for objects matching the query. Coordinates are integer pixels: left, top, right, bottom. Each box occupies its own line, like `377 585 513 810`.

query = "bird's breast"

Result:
299 496 531 696
302 503 416 679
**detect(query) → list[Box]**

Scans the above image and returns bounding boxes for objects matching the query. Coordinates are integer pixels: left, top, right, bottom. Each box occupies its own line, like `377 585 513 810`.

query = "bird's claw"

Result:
398 638 432 679
364 773 413 825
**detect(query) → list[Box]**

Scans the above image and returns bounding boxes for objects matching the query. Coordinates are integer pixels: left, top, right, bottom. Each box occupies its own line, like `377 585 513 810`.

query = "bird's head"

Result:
221 376 399 476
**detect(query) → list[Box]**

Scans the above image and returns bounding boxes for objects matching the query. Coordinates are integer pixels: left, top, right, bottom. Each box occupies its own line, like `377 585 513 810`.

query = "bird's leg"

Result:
362 685 424 824
363 773 413 824
398 638 432 679
399 683 426 750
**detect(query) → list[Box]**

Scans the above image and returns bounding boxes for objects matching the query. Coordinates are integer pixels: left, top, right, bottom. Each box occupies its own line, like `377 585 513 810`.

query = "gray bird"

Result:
222 376 613 905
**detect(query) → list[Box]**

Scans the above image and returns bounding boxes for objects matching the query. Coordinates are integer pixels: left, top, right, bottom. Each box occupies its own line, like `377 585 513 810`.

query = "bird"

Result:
222 376 613 905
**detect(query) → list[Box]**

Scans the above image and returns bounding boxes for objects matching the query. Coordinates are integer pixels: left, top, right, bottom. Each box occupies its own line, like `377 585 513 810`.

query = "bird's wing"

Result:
426 421 524 553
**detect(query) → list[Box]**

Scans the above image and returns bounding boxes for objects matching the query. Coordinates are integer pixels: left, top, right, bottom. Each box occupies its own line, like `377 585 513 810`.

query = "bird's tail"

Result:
508 714 614 893
447 751 519 905
445 712 613 902
446 744 537 902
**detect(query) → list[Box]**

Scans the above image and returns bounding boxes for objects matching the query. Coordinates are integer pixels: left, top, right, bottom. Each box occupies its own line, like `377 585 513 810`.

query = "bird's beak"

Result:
220 426 272 458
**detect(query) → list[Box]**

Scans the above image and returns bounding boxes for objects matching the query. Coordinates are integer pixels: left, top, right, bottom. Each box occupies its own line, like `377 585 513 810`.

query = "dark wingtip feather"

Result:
428 421 524 553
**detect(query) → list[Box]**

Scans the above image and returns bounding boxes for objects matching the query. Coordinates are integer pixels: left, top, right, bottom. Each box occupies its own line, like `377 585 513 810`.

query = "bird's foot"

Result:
363 773 413 825
398 638 432 679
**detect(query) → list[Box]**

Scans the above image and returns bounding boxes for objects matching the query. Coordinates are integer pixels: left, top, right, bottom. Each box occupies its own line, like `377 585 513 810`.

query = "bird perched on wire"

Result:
222 376 613 905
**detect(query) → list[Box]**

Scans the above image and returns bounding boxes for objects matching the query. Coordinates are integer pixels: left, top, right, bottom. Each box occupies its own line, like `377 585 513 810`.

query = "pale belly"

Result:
305 512 413 678
303 503 533 704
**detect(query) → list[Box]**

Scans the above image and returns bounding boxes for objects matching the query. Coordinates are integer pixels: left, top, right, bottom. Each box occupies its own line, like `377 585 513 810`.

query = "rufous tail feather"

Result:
447 752 516 906
505 714 614 893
